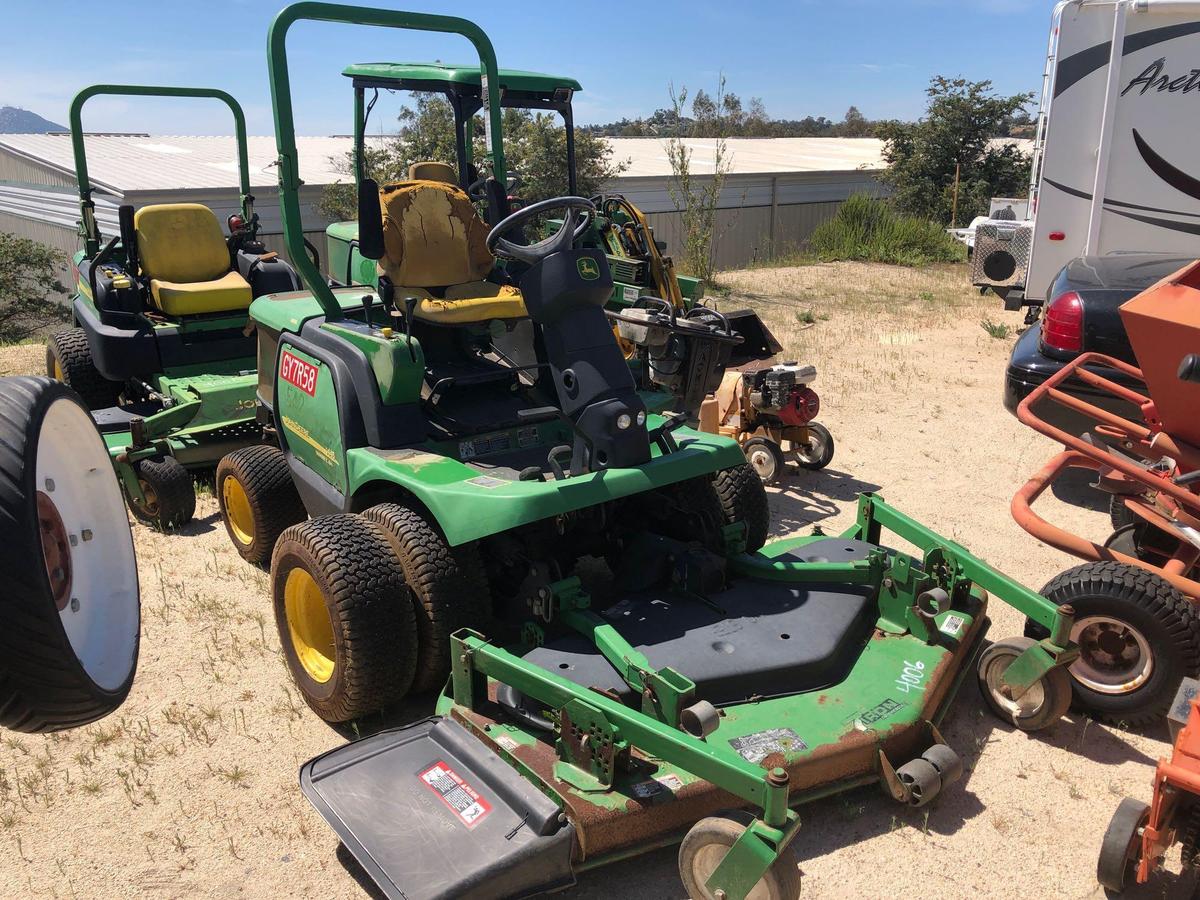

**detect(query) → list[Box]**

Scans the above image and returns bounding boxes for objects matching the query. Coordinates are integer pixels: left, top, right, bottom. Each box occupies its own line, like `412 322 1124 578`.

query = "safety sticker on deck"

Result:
630 772 685 800
939 614 966 637
418 761 493 829
855 697 903 731
728 728 807 764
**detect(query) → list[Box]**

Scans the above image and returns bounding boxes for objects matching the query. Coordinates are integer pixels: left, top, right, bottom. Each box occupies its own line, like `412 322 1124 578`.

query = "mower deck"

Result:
302 521 995 899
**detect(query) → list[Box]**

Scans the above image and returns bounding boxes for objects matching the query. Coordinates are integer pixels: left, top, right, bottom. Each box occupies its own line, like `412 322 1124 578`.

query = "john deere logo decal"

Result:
577 257 600 281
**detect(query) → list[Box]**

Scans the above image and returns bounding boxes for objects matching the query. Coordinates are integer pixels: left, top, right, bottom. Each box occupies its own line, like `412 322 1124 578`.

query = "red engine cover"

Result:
778 386 819 426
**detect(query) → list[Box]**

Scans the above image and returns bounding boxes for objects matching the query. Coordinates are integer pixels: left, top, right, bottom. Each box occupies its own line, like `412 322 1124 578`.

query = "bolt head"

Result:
70 597 80 613
81 529 93 542
44 478 55 492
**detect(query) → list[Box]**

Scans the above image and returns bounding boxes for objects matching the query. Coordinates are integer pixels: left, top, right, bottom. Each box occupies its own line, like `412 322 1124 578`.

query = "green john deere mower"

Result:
46 85 306 529
207 5 1086 898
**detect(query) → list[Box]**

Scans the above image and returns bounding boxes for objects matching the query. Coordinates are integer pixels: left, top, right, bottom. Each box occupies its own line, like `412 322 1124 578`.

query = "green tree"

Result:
319 94 626 221
836 106 872 138
877 76 1033 224
0 233 68 343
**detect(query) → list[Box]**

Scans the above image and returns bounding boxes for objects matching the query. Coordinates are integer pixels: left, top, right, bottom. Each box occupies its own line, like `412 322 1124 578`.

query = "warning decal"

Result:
418 761 493 828
728 728 807 764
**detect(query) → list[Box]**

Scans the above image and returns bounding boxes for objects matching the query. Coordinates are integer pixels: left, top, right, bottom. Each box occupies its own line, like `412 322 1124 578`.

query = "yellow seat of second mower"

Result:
150 270 253 317
399 281 528 324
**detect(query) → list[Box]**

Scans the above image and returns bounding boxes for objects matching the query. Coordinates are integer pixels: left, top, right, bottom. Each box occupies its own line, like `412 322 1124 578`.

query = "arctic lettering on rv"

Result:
1121 58 1200 96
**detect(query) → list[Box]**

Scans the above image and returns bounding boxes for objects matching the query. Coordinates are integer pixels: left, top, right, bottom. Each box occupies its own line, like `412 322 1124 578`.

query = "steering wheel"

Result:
468 172 522 202
486 196 595 266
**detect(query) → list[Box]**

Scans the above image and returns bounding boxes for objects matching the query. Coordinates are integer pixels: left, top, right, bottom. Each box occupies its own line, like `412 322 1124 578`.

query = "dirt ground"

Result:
1 261 1192 899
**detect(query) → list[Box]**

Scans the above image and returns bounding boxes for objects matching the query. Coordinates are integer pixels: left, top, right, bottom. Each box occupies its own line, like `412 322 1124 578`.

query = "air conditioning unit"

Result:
971 220 1034 290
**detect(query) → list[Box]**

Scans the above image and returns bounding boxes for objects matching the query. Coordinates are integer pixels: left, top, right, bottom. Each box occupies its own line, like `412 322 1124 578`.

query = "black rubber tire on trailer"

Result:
363 503 491 693
678 811 802 900
977 636 1072 732
271 514 417 723
1109 493 1138 532
45 329 121 411
1026 561 1200 726
216 445 307 565
794 421 835 471
124 455 196 530
1097 797 1150 892
712 463 770 553
0 377 140 732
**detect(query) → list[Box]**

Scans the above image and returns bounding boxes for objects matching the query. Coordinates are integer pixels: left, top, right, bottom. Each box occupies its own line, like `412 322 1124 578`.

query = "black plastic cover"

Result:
301 717 575 900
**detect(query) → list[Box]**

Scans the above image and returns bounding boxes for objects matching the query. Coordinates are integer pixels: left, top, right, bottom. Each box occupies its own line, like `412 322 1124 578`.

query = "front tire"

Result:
712 463 770 552
216 446 306 565
45 329 121 411
1031 562 1200 726
124 455 196 530
271 515 417 723
0 377 140 731
742 437 785 485
363 503 490 692
794 421 834 471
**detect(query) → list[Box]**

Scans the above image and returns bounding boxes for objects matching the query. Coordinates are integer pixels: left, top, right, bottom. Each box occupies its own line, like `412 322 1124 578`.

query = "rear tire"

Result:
125 455 196 530
0 377 140 732
1109 493 1137 531
216 446 306 565
1031 562 1200 726
363 503 490 692
712 463 770 552
271 514 417 723
45 329 121 411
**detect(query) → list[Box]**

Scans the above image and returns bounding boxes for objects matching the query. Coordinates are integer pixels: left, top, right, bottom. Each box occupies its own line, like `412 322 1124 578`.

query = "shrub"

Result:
808 195 965 267
0 233 69 343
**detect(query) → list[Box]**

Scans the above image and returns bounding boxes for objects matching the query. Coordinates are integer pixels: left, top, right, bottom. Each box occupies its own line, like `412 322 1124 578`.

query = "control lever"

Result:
360 294 374 328
403 296 419 362
647 412 689 454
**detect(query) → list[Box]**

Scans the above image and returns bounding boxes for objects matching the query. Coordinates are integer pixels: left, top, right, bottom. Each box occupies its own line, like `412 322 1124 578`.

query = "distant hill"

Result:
0 106 65 134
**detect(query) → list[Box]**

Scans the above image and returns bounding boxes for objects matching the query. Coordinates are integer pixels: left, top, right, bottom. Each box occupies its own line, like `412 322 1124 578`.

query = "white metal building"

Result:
0 133 895 276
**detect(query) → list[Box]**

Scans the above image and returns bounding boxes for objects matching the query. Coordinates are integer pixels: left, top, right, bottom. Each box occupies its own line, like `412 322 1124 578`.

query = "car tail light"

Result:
1042 290 1083 353
1048 231 1065 241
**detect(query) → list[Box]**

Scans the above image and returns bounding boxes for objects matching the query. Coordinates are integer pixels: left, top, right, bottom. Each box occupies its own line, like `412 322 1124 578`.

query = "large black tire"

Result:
216 446 306 565
652 475 728 553
271 514 417 723
1029 561 1200 726
45 329 121 411
124 455 196 530
363 503 490 692
0 377 140 732
712 463 770 552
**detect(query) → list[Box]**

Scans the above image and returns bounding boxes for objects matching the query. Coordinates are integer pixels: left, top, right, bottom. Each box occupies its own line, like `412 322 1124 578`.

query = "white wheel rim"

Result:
1070 615 1153 695
797 430 825 463
985 651 1046 718
691 842 774 900
746 446 776 480
36 397 139 691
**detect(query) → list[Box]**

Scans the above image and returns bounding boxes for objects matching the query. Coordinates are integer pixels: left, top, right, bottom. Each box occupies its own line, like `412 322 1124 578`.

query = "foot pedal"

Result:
300 717 575 900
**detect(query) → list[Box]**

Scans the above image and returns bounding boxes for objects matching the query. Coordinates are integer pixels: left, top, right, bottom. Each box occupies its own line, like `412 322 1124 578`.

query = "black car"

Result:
1003 253 1193 435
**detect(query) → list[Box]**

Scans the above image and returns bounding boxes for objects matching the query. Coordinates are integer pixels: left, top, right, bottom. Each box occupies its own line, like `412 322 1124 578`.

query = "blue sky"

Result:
1 0 1054 134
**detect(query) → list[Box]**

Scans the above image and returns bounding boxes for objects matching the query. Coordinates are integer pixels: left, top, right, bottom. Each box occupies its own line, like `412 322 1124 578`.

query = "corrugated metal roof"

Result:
0 133 1033 193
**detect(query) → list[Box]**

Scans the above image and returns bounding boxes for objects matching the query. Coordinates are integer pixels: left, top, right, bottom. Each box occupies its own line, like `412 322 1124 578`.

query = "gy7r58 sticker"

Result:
280 350 318 396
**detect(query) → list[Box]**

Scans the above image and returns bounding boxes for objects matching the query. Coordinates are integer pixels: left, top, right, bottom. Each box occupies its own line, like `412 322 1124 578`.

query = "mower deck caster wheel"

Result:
794 421 834 471
216 446 306 565
742 437 785 485
978 636 1072 731
921 743 963 786
678 812 802 900
1097 797 1150 892
125 455 196 530
896 757 942 807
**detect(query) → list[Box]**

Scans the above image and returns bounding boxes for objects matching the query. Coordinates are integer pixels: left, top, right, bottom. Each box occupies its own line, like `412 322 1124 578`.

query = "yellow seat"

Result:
134 203 251 316
377 179 525 325
407 161 457 184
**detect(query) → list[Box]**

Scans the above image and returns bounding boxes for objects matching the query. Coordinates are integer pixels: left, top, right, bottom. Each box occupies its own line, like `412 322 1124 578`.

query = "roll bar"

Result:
267 2 508 319
69 84 253 257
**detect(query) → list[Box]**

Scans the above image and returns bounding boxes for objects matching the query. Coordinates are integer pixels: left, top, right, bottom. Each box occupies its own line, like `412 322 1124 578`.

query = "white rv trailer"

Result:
980 0 1200 307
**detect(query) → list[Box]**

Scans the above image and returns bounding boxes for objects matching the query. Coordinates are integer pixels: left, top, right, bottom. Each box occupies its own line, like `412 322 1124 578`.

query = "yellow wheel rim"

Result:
53 358 64 381
222 475 255 547
284 567 336 684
